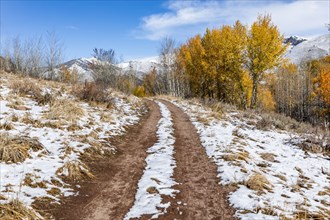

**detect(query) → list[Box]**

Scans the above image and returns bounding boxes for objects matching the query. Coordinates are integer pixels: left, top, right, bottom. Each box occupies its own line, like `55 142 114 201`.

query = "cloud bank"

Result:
136 0 329 40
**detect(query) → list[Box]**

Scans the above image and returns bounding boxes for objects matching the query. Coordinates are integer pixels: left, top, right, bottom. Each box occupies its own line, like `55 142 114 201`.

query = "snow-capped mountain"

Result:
56 56 162 81
284 36 307 46
59 57 97 81
117 56 163 78
284 34 330 64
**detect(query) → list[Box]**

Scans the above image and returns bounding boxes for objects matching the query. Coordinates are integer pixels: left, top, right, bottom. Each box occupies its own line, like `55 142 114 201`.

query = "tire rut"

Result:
157 100 237 220
50 100 161 220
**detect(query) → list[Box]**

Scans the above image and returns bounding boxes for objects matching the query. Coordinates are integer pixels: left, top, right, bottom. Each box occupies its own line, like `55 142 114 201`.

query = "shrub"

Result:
133 86 146 97
256 117 273 130
72 82 110 103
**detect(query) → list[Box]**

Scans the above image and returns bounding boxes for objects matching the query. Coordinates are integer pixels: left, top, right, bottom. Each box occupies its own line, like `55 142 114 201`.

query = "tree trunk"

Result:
250 80 258 109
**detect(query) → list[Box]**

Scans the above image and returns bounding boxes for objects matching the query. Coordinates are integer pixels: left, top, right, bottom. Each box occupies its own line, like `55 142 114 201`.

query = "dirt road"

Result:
51 99 235 220
52 100 161 220
157 100 236 220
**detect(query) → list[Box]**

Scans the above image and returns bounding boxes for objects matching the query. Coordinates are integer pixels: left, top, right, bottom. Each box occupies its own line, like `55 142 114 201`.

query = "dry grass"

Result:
6 97 30 111
82 140 116 158
0 194 7 200
246 173 272 192
291 135 330 156
99 112 113 122
260 153 277 162
11 114 19 122
71 82 111 103
44 98 84 123
317 187 330 196
20 113 42 127
146 187 159 194
22 173 48 189
0 133 44 163
46 187 62 197
56 160 94 182
0 121 14 130
9 80 41 97
0 199 41 219
274 174 287 182
222 151 249 162
291 210 327 220
9 79 55 106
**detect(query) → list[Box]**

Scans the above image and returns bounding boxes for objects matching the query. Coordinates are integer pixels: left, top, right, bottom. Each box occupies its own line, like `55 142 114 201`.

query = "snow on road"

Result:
124 101 178 219
172 99 330 219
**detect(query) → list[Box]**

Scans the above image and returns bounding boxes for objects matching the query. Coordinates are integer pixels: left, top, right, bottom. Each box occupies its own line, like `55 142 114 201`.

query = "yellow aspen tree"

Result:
247 14 288 109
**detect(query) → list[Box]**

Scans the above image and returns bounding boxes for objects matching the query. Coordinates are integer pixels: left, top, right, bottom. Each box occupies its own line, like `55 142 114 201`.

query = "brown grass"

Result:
56 160 94 182
9 80 41 97
317 187 330 196
260 153 277 162
22 173 48 189
11 114 19 122
146 187 159 194
0 199 41 219
44 98 84 123
71 82 110 103
274 174 287 182
0 194 7 200
223 151 250 162
246 173 272 192
0 121 14 130
9 79 55 106
0 133 44 163
47 187 62 197
82 140 116 158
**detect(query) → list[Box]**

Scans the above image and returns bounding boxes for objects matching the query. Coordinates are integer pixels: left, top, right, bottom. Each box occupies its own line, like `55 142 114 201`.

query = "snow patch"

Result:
124 101 177 219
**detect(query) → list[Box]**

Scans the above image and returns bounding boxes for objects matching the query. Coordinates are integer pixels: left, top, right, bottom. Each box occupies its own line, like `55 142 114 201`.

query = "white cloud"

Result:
136 0 329 40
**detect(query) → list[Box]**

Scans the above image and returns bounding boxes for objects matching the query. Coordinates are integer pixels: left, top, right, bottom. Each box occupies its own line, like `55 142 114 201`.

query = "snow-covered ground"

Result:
285 34 330 64
0 73 142 216
125 101 177 219
172 99 330 219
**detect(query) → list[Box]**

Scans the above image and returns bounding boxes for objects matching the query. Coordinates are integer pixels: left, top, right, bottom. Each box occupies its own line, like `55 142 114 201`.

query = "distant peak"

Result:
284 36 307 46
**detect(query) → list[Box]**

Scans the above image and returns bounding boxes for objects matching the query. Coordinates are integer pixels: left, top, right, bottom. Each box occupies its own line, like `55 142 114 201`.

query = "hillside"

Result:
284 34 330 64
0 71 144 218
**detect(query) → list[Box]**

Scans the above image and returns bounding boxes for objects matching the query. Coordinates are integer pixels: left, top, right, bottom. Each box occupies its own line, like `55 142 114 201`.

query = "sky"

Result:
1 0 329 61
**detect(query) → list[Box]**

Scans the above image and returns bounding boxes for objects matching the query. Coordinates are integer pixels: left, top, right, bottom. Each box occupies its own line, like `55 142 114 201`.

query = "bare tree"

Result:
13 36 45 77
28 36 45 77
46 31 64 80
159 37 181 96
90 48 119 87
0 39 14 72
12 36 23 73
92 48 116 63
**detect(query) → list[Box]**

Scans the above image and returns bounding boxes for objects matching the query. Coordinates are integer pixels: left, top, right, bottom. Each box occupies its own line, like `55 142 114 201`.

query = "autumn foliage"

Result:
172 15 329 126
176 15 287 110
